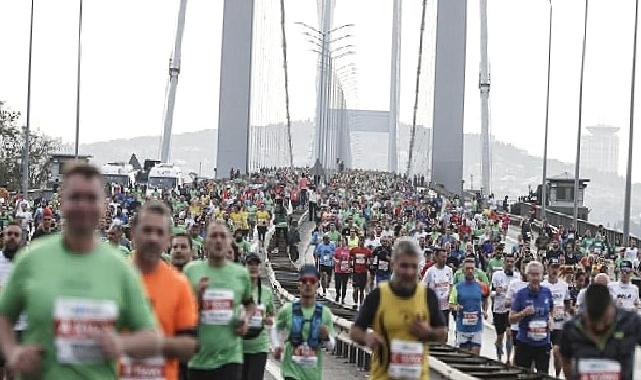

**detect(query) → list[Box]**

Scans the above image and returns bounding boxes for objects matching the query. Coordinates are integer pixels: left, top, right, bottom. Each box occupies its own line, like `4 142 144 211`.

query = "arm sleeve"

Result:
426 288 445 327
354 289 380 330
174 277 198 332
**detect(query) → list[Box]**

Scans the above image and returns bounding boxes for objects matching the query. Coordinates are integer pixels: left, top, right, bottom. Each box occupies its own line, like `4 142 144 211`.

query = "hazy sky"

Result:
1 0 640 182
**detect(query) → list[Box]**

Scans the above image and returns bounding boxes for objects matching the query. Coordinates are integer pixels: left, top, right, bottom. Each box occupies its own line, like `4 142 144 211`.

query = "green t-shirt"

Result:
0 235 156 380
233 240 252 257
117 245 130 258
247 205 257 222
327 231 341 245
191 236 204 258
183 260 252 370
242 285 274 354
487 258 504 275
277 303 334 380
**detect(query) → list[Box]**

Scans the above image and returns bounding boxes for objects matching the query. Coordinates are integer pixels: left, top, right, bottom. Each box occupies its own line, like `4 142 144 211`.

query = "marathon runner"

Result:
183 222 255 380
422 247 453 341
560 283 641 380
242 253 274 380
349 239 371 308
541 257 571 378
490 253 518 362
449 258 488 355
372 236 392 284
509 261 553 373
0 223 22 379
170 232 193 272
124 201 198 380
350 237 446 380
333 237 351 304
273 265 335 380
0 162 161 379
314 235 335 296
608 260 640 311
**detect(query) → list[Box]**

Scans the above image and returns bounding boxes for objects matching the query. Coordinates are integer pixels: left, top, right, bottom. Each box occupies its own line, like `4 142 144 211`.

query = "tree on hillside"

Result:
0 102 60 191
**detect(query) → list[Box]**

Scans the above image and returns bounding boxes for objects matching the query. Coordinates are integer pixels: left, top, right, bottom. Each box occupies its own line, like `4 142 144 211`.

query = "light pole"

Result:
22 0 35 196
573 0 589 229
624 0 639 245
74 0 83 158
541 0 553 219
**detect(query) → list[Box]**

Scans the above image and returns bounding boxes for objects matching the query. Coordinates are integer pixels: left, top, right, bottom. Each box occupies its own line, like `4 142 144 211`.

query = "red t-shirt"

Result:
334 247 352 273
350 247 372 274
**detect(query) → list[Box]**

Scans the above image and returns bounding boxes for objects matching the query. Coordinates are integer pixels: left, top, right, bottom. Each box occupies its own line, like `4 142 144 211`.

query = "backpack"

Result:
243 278 264 340
289 302 323 349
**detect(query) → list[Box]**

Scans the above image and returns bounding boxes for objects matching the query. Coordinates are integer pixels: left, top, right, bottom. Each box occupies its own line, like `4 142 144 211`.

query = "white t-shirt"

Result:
0 252 27 331
364 238 381 249
422 265 453 311
492 270 518 313
506 278 527 331
542 279 571 330
624 248 638 262
609 281 640 311
14 210 32 230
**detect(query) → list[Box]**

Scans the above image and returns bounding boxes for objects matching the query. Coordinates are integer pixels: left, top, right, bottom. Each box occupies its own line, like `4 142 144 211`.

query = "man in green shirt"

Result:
183 222 255 380
242 253 274 380
274 265 335 380
232 230 251 262
0 162 160 379
189 224 204 259
327 224 341 246
486 246 505 282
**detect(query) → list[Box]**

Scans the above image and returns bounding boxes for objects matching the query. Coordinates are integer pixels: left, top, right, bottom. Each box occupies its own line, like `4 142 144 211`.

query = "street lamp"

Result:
22 0 35 195
541 0 553 219
74 0 83 158
573 0 589 229
624 0 639 245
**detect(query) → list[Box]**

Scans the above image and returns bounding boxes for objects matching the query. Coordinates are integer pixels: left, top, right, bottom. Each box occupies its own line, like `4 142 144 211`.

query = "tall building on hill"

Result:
582 125 619 174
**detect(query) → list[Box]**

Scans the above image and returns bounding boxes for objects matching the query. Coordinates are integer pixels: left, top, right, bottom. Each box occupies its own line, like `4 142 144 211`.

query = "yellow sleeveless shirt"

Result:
371 282 430 380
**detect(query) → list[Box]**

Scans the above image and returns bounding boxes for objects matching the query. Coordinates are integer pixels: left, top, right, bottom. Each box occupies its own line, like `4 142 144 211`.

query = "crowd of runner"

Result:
1 164 641 380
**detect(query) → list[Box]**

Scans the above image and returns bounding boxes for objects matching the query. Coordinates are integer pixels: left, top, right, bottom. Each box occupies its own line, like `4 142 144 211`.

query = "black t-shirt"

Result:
565 252 579 265
31 229 52 241
373 246 392 274
354 284 445 330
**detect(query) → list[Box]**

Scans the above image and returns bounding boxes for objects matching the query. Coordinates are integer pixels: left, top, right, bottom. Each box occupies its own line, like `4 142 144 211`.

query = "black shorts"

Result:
551 330 562 346
352 272 367 289
511 330 518 341
493 312 509 334
320 265 333 278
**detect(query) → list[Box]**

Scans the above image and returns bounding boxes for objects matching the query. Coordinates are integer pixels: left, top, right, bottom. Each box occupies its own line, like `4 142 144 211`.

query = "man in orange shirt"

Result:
124 201 198 380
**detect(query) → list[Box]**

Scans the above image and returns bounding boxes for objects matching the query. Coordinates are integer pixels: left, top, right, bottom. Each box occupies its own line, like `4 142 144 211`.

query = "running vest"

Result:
372 283 430 380
289 302 323 349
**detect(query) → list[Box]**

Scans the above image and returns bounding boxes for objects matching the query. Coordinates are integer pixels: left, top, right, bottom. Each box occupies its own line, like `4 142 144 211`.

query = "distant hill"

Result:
77 125 641 233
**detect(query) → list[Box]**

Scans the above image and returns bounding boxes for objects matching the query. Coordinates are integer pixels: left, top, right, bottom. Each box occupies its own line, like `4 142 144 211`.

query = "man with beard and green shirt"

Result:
487 246 505 282
183 222 255 380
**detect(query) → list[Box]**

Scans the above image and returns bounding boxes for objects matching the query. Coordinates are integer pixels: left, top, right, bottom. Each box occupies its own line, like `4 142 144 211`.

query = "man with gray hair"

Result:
509 261 554 373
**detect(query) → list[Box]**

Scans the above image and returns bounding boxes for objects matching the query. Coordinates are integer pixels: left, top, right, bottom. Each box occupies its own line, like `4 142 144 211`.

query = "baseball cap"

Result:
299 265 320 279
245 253 261 264
548 257 560 266
621 260 633 271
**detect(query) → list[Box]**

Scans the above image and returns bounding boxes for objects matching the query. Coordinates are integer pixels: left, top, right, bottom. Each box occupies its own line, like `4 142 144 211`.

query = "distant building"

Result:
582 125 619 174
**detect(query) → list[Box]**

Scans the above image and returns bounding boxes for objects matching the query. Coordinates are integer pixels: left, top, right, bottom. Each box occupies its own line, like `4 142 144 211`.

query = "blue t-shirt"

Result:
454 281 483 333
512 285 553 347
315 243 335 267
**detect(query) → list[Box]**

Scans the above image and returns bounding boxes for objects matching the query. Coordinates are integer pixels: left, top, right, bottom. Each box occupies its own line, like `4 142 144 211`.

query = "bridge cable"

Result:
407 0 428 175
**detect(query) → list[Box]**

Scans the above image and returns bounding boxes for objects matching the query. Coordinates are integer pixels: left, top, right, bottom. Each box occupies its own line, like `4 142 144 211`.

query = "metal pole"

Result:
74 0 83 158
573 0 589 228
22 0 35 195
624 0 639 245
279 0 294 169
388 0 402 173
541 0 553 218
479 0 492 196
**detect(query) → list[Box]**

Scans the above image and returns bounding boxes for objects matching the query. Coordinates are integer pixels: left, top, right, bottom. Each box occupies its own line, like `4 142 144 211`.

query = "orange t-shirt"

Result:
123 260 198 380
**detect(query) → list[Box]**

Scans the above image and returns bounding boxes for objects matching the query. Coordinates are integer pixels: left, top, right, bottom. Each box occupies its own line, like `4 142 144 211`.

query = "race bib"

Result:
462 311 479 326
201 289 234 325
527 320 548 341
552 305 565 322
54 298 118 364
355 255 366 265
340 261 350 272
577 358 621 380
378 261 389 271
292 345 318 368
249 304 265 328
438 297 449 311
120 356 165 380
388 340 424 380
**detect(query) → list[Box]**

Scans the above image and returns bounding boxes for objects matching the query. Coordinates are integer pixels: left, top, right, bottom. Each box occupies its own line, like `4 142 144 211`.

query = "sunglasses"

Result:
299 277 318 285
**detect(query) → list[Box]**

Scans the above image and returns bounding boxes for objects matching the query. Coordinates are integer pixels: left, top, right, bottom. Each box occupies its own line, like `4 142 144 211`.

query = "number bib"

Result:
201 289 234 325
388 340 424 380
527 320 548 341
292 345 318 368
462 311 479 326
378 261 389 271
577 358 621 380
249 304 265 328
355 255 366 265
552 305 565 322
54 298 118 364
340 261 350 272
120 356 165 380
